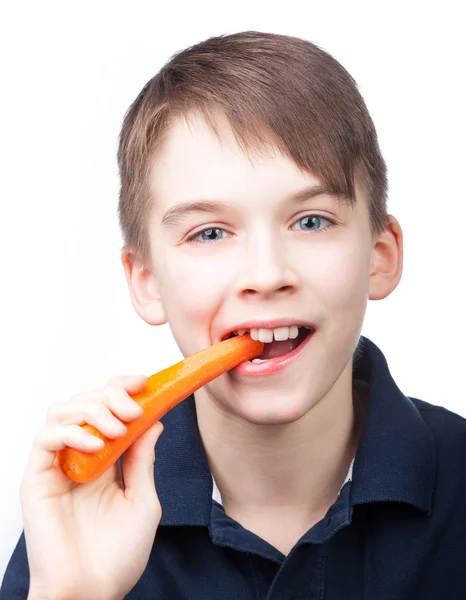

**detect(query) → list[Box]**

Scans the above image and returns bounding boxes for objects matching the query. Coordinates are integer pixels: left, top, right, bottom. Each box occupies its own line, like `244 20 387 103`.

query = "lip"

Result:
231 327 315 377
219 318 317 343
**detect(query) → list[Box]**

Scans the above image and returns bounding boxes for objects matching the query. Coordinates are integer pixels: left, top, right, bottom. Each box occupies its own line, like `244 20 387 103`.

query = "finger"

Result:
101 385 145 423
24 424 104 478
122 421 164 505
37 424 104 453
104 374 147 393
56 373 147 412
45 402 130 439
45 392 107 425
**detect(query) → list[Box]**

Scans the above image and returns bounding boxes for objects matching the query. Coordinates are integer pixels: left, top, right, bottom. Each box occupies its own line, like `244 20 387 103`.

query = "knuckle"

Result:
67 423 83 436
105 386 142 417
105 374 145 389
105 375 124 387
104 386 132 412
45 402 72 427
33 427 47 446
104 384 126 403
82 402 109 425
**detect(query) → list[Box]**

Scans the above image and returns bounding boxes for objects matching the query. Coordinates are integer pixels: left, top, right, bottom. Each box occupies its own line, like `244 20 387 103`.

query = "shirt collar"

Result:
154 336 436 526
350 337 436 513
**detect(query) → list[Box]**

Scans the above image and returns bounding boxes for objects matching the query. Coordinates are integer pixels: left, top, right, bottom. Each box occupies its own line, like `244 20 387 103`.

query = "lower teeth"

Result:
251 358 266 363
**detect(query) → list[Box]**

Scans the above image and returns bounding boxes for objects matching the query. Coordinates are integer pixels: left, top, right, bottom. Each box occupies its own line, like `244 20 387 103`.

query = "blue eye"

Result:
188 228 228 244
292 215 333 232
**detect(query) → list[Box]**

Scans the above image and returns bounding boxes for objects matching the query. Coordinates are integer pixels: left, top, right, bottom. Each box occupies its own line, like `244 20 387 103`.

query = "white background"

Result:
1 0 465 582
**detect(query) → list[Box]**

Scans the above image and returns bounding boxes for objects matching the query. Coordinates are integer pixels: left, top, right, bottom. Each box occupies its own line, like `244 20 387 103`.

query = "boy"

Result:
2 30 466 600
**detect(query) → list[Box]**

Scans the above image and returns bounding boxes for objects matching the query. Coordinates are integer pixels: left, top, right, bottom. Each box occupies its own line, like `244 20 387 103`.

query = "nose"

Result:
234 232 300 299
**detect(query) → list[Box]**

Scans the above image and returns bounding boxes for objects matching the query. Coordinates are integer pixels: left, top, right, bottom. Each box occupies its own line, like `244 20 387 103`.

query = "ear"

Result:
369 215 404 301
120 248 167 326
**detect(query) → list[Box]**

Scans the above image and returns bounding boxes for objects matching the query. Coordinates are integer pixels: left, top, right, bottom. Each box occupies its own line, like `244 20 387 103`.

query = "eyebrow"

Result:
160 184 350 229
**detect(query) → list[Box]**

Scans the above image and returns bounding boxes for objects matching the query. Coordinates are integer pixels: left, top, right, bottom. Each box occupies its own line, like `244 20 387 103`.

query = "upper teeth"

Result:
233 326 306 343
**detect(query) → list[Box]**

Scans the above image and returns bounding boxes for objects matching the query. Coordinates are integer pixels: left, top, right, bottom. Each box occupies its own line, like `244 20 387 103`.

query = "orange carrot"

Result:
57 334 264 483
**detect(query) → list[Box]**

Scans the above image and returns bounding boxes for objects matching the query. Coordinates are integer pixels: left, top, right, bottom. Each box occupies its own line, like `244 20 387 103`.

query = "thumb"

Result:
122 420 164 504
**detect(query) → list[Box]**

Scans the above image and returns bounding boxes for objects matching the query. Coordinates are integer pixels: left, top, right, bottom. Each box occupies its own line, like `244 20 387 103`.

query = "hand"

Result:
20 375 164 600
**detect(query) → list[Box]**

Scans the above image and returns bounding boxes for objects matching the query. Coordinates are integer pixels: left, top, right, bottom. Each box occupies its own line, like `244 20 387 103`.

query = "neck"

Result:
195 370 365 517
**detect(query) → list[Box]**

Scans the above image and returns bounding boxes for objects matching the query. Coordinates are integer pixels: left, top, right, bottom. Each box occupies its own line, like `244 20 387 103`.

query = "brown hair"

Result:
117 31 389 268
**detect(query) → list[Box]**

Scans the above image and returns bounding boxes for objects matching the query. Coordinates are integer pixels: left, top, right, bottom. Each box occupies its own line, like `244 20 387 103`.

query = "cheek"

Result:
313 241 371 314
307 239 371 356
157 250 235 344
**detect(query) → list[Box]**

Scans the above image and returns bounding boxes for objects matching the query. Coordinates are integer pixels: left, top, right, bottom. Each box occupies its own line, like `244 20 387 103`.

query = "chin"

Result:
234 395 314 426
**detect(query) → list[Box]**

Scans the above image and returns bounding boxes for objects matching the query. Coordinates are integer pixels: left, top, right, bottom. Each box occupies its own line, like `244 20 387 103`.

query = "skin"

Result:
122 111 403 554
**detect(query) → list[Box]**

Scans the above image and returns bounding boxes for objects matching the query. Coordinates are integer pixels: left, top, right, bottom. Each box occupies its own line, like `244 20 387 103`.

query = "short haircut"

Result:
117 31 389 266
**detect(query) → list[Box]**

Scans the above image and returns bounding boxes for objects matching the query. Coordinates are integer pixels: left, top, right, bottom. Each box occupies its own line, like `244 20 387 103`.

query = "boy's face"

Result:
125 113 401 425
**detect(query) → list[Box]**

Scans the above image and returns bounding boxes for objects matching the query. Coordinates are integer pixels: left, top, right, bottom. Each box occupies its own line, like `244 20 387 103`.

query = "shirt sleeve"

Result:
0 532 30 600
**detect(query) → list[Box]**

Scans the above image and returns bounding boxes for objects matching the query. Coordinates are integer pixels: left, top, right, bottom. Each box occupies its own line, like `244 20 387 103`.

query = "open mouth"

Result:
227 326 313 362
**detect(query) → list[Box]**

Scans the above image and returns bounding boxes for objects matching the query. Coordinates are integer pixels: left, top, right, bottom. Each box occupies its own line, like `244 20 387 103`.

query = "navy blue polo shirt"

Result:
3 336 466 599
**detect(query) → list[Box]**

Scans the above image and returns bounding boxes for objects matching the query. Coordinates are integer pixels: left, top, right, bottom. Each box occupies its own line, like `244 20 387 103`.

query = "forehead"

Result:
148 113 368 223
149 114 325 208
